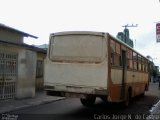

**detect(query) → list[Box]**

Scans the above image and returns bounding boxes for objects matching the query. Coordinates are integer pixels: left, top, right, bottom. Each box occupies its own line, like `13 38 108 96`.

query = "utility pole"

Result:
117 24 138 48
122 24 138 42
122 24 138 28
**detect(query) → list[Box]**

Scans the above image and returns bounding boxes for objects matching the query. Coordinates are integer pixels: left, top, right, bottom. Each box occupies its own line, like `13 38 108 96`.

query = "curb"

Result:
0 97 65 114
150 100 160 114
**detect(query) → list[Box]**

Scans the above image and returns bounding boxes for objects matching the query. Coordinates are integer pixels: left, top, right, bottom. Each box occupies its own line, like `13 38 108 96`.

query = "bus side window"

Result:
115 42 121 66
145 59 148 72
111 52 114 65
110 40 121 67
138 55 142 71
142 57 147 72
110 39 115 66
133 52 138 70
127 49 133 69
121 45 128 67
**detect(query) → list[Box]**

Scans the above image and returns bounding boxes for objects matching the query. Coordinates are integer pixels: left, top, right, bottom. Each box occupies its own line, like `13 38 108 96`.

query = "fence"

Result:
0 52 17 100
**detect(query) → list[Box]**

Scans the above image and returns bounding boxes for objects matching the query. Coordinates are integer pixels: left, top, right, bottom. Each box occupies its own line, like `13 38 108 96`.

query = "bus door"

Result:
121 50 127 99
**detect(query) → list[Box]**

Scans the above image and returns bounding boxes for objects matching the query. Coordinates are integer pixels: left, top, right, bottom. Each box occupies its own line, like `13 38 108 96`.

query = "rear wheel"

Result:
80 96 96 106
141 84 148 96
100 96 108 103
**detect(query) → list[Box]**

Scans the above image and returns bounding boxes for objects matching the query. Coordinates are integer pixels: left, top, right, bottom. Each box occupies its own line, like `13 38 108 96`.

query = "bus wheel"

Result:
141 84 147 97
80 96 96 106
124 90 131 107
100 96 108 103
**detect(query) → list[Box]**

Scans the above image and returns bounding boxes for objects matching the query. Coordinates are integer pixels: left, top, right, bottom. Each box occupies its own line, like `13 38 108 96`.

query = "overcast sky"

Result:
1 0 160 66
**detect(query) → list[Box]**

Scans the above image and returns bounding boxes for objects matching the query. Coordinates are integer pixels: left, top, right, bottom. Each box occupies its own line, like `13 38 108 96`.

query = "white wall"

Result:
0 44 37 99
16 49 37 99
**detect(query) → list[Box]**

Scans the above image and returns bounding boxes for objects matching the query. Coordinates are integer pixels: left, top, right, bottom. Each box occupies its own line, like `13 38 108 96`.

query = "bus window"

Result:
49 35 105 63
114 53 121 66
144 59 148 72
111 53 114 65
116 43 120 54
110 40 121 66
127 49 133 69
142 64 145 71
120 45 127 67
141 58 145 72
121 45 126 51
110 39 115 53
110 39 115 65
115 43 121 66
138 55 142 71
133 52 138 70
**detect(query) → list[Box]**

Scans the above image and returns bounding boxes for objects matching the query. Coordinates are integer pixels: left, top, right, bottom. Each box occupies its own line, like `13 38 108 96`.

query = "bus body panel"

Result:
110 68 149 102
44 32 108 97
44 31 150 103
44 60 108 95
108 35 149 102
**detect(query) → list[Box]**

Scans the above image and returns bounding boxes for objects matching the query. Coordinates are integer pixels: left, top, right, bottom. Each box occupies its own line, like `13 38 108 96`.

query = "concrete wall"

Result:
0 29 23 44
0 44 37 99
17 49 37 99
36 52 46 91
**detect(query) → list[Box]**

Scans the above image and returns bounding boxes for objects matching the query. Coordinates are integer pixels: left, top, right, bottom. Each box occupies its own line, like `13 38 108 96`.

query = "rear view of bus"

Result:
44 31 108 106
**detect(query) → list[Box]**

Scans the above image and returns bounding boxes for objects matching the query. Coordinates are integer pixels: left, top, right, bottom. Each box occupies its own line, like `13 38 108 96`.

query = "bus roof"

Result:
50 31 106 36
50 31 149 60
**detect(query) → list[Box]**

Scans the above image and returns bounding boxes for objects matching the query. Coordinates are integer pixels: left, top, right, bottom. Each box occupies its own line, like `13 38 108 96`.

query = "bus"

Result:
44 31 150 106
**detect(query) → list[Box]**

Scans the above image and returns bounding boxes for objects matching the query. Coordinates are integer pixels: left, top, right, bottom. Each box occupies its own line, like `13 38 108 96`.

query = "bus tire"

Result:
100 96 108 103
141 92 145 96
141 84 148 96
80 96 96 106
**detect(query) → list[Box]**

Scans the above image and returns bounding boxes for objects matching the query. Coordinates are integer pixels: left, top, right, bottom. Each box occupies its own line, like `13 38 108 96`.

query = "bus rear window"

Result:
49 35 105 63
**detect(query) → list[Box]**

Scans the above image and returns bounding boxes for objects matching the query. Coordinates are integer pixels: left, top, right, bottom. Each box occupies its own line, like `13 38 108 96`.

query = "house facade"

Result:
0 24 46 100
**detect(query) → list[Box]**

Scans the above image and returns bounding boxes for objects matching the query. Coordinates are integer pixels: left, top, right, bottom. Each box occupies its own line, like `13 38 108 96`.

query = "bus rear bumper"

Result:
45 85 107 98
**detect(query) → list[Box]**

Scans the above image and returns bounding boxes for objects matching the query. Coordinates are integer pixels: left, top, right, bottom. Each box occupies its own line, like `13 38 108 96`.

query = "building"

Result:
0 24 46 100
117 28 134 48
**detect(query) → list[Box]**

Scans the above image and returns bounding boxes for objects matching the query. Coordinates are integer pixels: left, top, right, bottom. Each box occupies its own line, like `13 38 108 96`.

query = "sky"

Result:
0 0 160 66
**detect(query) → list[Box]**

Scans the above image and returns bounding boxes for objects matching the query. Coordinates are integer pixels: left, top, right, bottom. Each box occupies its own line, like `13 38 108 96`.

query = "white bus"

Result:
44 31 149 106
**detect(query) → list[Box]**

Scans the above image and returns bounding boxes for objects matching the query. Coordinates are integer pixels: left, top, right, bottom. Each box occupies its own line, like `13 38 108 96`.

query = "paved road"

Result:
7 94 160 120
2 83 159 120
